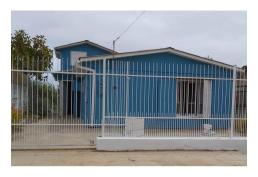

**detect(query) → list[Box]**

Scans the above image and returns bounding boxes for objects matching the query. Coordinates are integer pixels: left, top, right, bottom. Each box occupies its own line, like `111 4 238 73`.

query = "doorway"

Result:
73 91 81 117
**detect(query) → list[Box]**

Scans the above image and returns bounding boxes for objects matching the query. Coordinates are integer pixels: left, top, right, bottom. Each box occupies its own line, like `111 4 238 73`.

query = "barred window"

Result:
176 79 204 116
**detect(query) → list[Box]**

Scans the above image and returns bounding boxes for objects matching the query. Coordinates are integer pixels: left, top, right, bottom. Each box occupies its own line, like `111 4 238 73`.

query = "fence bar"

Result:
101 58 107 137
125 62 129 119
230 66 237 138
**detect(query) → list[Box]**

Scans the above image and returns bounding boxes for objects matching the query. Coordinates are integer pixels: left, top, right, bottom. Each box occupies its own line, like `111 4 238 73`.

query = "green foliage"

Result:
11 30 53 80
27 81 58 117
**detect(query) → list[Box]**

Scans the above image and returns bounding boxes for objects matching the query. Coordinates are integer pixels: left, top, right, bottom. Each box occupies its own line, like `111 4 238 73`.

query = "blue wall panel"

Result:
211 79 233 118
56 46 234 129
57 44 111 70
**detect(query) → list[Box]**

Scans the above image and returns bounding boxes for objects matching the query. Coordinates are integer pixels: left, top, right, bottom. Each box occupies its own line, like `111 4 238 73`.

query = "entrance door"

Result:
63 81 81 117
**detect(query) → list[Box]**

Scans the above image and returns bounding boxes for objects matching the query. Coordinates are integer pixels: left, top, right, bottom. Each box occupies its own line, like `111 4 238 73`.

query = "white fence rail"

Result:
11 58 247 149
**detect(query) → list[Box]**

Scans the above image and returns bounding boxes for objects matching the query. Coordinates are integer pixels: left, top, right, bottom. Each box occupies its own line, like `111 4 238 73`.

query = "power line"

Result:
113 11 146 53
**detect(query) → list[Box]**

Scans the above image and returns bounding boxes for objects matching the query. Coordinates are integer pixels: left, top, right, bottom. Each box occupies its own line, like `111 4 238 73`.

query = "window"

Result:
70 51 87 66
176 79 204 116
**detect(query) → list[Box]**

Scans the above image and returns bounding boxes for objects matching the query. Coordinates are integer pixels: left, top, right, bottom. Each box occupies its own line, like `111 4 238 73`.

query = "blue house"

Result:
54 40 244 129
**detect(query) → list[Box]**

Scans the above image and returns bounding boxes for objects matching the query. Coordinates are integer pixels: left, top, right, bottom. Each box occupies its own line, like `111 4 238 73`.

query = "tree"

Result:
11 30 53 80
27 81 58 117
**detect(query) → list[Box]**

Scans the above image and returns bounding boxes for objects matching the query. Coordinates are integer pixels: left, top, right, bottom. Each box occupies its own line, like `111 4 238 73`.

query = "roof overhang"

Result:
79 47 243 71
54 40 117 54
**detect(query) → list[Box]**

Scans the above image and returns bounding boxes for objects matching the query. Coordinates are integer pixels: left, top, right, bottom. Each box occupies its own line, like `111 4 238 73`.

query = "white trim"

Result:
176 78 205 117
79 48 242 70
80 48 170 61
203 80 212 117
55 41 86 50
101 59 107 136
55 40 116 54
231 66 237 138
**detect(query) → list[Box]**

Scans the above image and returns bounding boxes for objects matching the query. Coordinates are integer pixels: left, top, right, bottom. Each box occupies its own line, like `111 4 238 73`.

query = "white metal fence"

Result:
11 58 247 149
101 60 247 139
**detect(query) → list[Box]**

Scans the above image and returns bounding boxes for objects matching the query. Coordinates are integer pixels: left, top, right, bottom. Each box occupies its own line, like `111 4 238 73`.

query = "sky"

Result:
11 11 247 68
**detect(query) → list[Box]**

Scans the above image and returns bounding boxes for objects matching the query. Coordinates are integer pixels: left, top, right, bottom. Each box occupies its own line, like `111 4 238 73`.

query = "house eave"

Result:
79 47 243 71
54 40 117 54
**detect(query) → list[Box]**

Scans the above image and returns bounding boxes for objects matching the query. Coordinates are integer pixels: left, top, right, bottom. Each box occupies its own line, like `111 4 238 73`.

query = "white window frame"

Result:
176 78 212 118
70 51 87 66
202 80 212 118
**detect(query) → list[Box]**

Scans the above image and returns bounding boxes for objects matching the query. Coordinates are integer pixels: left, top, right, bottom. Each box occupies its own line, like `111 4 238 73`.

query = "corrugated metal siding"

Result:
57 44 112 70
56 50 234 128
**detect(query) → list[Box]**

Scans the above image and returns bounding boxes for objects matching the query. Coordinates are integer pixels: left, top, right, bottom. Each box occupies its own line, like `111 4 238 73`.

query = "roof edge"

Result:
78 47 243 71
54 40 118 54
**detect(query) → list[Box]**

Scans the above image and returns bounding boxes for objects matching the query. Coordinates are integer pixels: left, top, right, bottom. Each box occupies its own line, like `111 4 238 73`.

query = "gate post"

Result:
101 58 107 137
125 61 129 119
230 66 237 138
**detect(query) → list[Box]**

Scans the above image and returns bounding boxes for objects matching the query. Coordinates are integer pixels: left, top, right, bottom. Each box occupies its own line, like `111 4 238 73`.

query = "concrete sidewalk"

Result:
12 149 247 166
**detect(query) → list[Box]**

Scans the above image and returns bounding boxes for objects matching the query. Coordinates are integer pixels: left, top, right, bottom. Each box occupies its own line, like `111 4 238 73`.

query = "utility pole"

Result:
112 11 145 56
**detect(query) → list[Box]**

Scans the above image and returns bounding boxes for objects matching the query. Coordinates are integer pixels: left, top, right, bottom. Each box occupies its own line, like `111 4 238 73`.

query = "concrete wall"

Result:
96 137 247 153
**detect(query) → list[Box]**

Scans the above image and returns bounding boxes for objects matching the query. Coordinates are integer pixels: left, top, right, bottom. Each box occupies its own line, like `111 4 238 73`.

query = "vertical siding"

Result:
56 51 234 128
57 44 112 70
55 44 112 123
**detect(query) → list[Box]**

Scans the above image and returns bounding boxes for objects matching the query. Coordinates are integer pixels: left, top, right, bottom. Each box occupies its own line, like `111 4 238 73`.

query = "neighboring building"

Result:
235 65 247 117
54 40 246 128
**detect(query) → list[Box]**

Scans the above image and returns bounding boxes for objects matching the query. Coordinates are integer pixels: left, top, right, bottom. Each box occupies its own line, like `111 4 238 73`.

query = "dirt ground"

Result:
11 149 247 166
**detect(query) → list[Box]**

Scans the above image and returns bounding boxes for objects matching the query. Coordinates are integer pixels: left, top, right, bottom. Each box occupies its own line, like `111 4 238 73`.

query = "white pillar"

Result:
59 81 63 116
125 62 129 119
90 72 96 126
101 59 107 137
203 80 212 118
230 66 237 138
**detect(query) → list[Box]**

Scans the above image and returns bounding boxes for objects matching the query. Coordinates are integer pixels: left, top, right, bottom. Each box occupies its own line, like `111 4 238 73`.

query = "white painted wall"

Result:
96 137 247 153
125 118 144 137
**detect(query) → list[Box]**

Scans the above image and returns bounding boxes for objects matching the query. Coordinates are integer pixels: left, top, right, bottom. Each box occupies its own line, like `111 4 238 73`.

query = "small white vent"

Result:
202 124 216 135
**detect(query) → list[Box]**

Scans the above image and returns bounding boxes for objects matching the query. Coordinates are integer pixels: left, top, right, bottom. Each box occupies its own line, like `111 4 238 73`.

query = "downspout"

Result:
55 50 63 116
75 61 96 126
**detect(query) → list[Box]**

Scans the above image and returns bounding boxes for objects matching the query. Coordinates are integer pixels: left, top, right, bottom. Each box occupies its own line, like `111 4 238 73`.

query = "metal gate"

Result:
11 67 102 149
